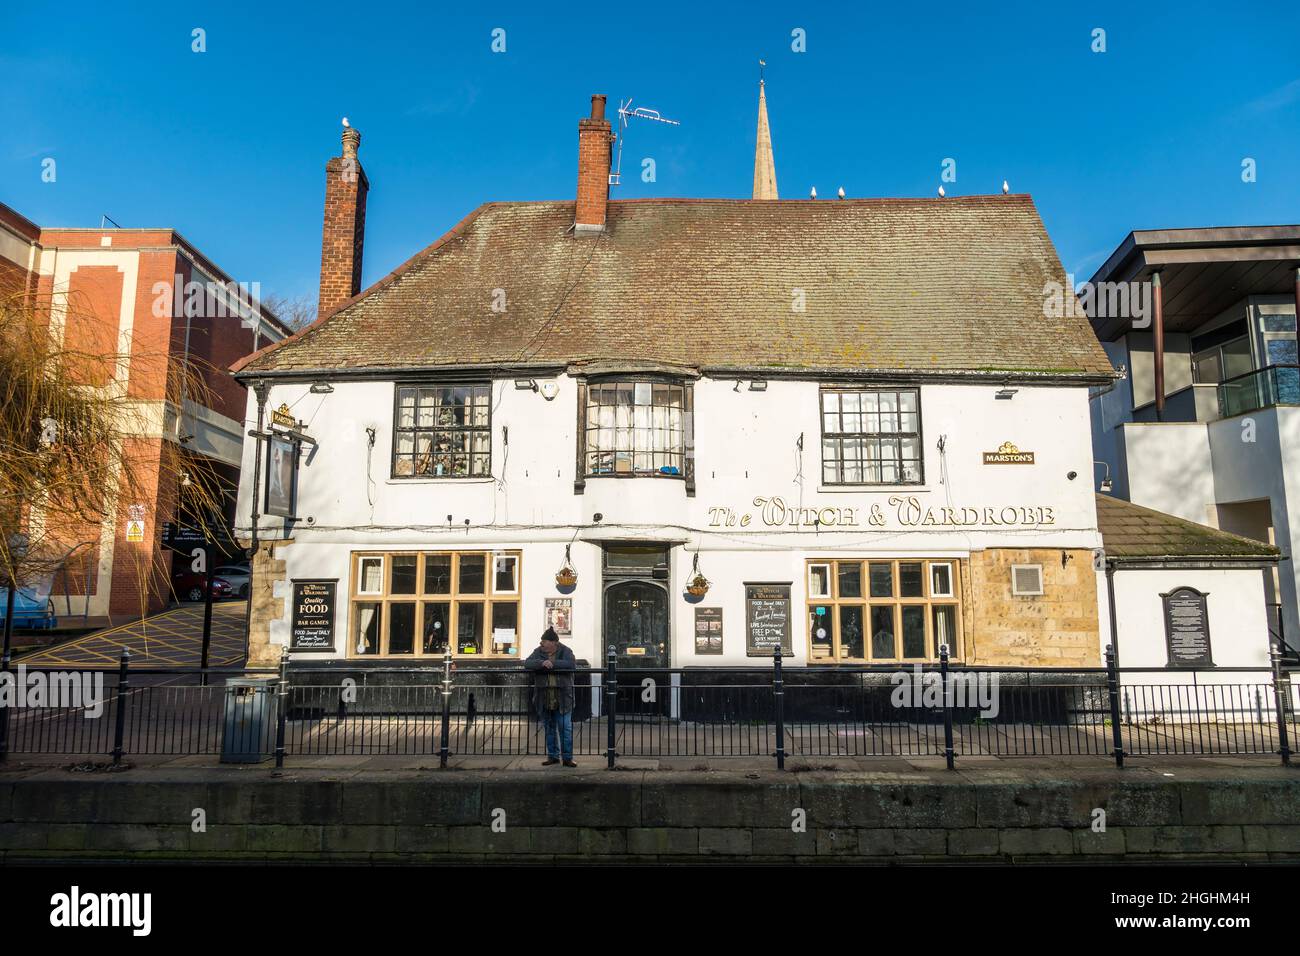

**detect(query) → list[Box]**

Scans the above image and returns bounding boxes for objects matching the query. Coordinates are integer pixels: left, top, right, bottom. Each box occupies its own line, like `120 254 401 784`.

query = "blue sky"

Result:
3 1 1297 305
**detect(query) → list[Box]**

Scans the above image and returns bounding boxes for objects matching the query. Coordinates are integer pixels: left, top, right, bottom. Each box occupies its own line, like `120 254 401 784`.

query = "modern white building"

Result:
1088 226 1300 658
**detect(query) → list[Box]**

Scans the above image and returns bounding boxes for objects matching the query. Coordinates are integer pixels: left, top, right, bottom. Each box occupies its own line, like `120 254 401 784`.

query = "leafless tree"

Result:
0 289 227 616
260 293 317 332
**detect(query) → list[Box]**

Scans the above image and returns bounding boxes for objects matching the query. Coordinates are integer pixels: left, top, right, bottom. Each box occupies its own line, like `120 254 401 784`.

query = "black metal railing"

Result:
0 644 1295 769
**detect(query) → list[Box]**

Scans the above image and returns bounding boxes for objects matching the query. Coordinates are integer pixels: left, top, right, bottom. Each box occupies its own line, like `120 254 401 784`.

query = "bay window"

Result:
583 380 690 477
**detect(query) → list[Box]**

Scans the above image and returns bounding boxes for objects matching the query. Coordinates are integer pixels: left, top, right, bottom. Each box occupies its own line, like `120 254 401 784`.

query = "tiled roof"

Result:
1096 495 1279 561
236 196 1115 378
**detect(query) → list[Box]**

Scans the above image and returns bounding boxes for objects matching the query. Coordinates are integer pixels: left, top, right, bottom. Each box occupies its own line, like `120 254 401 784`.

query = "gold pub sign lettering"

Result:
982 441 1035 465
271 403 296 429
707 496 1056 529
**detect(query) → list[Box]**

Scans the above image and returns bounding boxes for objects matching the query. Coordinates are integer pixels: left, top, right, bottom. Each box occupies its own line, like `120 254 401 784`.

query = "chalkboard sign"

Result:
745 583 792 657
1162 587 1213 667
290 580 337 651
694 607 723 655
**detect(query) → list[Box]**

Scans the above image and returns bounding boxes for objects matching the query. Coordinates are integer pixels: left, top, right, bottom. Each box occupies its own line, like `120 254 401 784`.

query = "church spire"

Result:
752 70 778 200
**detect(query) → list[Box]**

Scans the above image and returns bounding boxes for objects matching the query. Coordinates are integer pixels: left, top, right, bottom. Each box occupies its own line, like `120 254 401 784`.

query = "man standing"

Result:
524 627 577 767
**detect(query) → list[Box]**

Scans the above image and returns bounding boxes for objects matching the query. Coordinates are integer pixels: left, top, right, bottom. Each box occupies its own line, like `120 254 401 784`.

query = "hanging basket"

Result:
686 574 710 598
556 567 578 588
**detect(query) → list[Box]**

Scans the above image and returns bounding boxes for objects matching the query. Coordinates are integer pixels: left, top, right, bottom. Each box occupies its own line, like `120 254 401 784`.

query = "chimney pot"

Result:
319 124 369 317
575 94 613 233
342 126 361 161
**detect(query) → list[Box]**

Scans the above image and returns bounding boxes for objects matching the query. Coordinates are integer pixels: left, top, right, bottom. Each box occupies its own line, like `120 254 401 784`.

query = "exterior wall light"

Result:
310 382 334 394
1094 460 1113 493
748 380 768 391
995 388 1018 400
514 379 538 391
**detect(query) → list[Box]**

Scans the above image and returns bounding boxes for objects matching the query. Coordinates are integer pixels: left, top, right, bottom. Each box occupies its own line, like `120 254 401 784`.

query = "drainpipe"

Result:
244 380 269 649
1152 271 1165 422
1105 560 1122 665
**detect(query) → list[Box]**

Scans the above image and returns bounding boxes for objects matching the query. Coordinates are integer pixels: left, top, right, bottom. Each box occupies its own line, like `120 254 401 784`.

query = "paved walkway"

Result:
15 601 248 668
0 748 1290 776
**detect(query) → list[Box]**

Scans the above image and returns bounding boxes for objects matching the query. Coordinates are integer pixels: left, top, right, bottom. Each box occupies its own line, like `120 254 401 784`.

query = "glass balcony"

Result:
1217 364 1300 417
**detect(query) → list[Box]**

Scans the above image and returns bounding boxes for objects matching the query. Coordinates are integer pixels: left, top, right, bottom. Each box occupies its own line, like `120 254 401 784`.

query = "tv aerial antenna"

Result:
610 98 680 187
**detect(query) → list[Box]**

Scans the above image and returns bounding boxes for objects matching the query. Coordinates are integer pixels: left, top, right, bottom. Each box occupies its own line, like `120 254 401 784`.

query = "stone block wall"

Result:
963 548 1101 666
1 768 1296 863
246 539 291 667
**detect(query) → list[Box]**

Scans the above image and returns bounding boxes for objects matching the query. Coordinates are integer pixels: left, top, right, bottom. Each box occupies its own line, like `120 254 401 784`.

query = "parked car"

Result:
171 571 234 603
212 564 251 597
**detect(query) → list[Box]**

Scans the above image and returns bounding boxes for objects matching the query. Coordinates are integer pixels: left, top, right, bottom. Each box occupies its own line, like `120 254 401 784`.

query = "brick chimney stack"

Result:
318 122 369 316
575 95 614 234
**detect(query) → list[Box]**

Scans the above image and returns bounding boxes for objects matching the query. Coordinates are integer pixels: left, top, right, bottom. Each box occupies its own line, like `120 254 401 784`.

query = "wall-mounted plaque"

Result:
1162 587 1213 667
745 583 792 657
694 607 723 655
544 597 572 636
982 441 1035 464
290 580 337 651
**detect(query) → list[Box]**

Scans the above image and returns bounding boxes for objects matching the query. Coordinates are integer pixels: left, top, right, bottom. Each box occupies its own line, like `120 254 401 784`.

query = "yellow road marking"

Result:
16 601 248 667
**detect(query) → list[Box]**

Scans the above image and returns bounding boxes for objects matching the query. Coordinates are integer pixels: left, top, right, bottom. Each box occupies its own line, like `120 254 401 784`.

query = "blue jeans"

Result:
541 709 573 760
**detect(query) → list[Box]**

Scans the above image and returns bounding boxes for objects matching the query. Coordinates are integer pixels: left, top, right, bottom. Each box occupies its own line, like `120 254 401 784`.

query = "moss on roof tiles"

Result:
241 196 1116 377
1096 494 1280 560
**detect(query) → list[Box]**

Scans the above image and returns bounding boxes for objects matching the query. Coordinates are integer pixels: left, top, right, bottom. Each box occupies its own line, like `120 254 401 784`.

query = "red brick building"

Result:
0 200 290 623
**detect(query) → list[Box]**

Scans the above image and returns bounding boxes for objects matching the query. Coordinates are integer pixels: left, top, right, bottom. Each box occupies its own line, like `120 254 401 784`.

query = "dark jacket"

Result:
523 643 577 717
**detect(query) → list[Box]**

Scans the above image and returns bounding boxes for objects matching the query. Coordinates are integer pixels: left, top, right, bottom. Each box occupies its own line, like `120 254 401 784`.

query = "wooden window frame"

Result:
929 561 955 598
357 556 385 595
808 562 832 600
819 386 924 486
491 552 520 596
347 550 523 659
391 382 493 480
580 378 693 481
805 558 962 664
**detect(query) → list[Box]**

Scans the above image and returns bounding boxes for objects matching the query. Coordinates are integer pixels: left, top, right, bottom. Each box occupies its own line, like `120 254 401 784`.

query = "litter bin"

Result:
222 677 277 763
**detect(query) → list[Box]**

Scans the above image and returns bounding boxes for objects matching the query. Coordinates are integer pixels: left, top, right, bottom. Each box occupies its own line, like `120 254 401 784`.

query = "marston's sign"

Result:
271 403 296 429
983 441 1035 465
707 495 1057 530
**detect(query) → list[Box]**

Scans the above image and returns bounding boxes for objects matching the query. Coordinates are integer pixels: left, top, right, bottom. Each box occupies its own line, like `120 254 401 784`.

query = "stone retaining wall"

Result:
1 767 1297 863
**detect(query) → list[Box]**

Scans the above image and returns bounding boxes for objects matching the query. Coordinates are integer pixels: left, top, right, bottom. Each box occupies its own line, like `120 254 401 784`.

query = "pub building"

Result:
232 89 1263 685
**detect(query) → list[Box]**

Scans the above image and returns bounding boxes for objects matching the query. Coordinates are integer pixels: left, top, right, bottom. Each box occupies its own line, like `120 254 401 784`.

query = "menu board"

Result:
290 580 336 651
694 607 723 655
1162 587 1213 667
745 583 792 657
